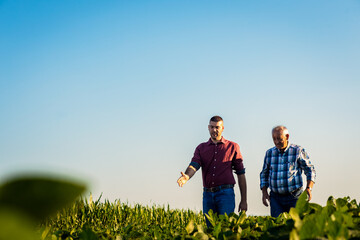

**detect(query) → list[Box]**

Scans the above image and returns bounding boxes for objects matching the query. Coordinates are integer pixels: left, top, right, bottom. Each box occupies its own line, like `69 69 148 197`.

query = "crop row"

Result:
42 193 360 239
0 177 359 239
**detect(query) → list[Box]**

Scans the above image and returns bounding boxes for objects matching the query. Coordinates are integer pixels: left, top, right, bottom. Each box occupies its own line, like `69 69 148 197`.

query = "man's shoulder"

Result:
222 138 241 150
223 138 238 145
266 146 277 153
288 143 303 151
196 139 211 148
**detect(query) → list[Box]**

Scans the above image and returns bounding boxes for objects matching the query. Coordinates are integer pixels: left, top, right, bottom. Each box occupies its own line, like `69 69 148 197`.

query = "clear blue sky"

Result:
1 0 359 215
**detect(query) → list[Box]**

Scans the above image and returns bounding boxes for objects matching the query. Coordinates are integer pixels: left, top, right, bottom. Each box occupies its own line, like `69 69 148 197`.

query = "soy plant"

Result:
186 192 360 240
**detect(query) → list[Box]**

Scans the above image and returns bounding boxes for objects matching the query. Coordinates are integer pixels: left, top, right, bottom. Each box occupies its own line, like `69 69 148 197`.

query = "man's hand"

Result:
305 181 314 201
177 172 189 187
306 188 312 201
262 188 270 207
238 200 248 212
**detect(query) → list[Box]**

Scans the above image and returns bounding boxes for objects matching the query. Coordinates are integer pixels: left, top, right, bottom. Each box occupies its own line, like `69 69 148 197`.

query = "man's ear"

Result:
285 134 289 140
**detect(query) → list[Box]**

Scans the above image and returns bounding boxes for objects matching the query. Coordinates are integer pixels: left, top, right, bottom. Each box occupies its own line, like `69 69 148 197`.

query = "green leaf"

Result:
308 203 322 213
123 224 133 234
289 229 299 240
40 226 51 240
327 196 336 208
193 232 209 240
327 218 349 239
196 224 205 233
236 211 247 225
295 191 309 216
212 223 221 238
0 175 86 220
335 197 349 212
205 210 217 228
79 225 99 240
299 213 324 239
0 208 39 240
289 208 302 230
185 220 195 234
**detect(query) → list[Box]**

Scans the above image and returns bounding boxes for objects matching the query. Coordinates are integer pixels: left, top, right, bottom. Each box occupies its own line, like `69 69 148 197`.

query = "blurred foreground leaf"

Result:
0 208 39 240
295 191 309 216
0 176 86 220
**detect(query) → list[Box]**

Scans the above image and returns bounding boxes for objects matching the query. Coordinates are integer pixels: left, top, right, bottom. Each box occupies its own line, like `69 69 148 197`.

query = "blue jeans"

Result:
203 187 235 226
270 188 303 218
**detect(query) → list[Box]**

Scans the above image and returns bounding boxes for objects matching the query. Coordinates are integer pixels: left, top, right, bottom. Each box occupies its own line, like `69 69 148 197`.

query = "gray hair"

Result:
272 125 289 135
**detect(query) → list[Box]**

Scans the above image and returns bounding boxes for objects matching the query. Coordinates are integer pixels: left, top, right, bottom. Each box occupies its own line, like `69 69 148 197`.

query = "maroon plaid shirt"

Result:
190 137 245 188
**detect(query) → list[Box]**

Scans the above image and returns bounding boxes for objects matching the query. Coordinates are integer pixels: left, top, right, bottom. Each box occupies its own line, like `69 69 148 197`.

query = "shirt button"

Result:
213 174 215 176
215 152 217 154
214 167 216 169
212 182 214 184
214 159 216 161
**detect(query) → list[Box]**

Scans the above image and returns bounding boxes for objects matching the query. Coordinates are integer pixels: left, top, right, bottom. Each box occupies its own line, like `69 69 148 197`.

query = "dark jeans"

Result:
203 187 235 226
270 188 303 218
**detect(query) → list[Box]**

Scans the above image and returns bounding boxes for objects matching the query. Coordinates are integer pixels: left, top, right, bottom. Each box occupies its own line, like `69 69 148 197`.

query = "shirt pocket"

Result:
287 157 298 180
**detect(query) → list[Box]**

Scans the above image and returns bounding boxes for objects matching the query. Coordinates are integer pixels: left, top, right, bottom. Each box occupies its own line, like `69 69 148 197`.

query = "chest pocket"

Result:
287 155 298 179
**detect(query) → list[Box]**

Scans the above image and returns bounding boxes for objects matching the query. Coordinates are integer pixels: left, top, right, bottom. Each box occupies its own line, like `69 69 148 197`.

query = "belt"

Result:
273 187 302 196
204 184 234 193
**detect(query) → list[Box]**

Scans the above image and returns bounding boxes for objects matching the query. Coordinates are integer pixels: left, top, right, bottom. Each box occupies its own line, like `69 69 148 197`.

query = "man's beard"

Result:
211 133 219 140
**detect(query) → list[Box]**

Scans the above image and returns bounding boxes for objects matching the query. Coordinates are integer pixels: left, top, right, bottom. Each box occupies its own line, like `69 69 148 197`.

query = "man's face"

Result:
208 121 224 141
272 130 289 150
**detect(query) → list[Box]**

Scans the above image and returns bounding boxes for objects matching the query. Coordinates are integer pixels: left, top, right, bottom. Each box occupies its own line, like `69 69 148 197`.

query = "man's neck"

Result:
279 142 289 153
211 137 222 144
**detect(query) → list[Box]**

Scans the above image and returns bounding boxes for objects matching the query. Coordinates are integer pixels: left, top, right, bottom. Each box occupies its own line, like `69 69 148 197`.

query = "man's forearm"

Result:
184 165 197 179
306 180 314 189
237 174 247 201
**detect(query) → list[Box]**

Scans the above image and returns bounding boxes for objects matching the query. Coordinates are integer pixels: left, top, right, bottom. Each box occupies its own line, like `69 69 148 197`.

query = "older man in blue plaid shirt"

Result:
260 126 316 217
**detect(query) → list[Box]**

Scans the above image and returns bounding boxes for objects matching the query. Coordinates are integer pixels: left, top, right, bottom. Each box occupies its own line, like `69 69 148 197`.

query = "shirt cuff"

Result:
235 168 245 175
190 161 200 171
260 182 269 190
307 176 316 183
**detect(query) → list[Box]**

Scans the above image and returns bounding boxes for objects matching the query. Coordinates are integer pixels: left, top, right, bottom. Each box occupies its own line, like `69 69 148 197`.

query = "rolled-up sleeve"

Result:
299 148 316 183
232 144 245 175
190 145 201 170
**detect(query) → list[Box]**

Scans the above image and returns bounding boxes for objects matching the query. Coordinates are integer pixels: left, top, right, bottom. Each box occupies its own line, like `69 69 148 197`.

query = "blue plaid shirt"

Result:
260 143 316 194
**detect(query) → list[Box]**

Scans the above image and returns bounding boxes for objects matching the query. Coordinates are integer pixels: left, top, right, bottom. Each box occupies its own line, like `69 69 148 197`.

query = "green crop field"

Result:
41 194 360 240
0 176 359 239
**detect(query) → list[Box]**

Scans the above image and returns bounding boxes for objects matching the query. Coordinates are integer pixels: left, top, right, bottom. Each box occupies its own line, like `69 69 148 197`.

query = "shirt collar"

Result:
207 136 226 145
276 141 291 153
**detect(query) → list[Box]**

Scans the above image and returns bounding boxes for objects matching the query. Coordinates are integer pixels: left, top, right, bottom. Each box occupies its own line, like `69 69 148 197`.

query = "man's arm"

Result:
259 154 270 189
306 180 315 201
299 148 316 201
261 187 270 207
177 165 197 187
260 153 270 207
237 174 247 212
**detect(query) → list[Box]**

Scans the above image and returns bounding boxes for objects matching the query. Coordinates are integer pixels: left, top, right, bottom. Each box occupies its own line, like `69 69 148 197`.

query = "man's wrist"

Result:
185 166 196 179
306 186 312 191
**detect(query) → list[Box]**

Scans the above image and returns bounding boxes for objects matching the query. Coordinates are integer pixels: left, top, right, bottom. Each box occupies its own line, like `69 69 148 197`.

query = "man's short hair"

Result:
210 116 223 123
